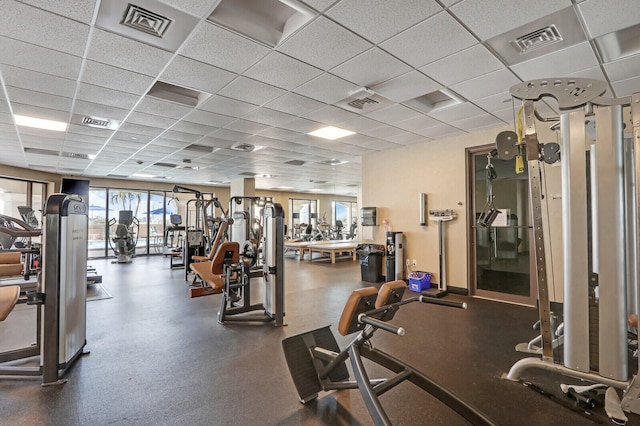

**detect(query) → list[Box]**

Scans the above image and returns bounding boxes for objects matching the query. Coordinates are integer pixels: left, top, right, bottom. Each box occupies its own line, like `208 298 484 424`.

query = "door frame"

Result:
466 144 537 306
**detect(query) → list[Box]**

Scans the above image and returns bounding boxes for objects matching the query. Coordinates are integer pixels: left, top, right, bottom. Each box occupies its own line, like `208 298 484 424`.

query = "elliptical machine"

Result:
108 210 139 264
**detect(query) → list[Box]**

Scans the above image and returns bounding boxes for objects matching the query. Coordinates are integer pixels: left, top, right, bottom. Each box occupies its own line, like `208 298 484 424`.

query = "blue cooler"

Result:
408 272 431 292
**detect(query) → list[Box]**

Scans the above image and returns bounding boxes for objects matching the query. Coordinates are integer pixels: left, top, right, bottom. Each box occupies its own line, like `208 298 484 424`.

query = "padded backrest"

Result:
211 241 240 274
0 252 21 265
207 220 227 260
338 287 378 336
375 280 407 308
0 285 20 321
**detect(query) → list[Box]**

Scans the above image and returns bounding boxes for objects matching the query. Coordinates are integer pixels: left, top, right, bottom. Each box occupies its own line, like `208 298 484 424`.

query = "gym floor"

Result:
0 254 638 425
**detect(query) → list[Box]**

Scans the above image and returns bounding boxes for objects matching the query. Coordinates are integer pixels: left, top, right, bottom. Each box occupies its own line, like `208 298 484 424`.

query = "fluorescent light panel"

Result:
14 114 67 132
308 126 355 140
132 173 154 178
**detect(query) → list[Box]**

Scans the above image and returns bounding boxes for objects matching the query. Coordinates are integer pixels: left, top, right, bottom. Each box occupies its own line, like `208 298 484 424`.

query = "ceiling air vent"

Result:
337 88 393 114
240 172 257 176
107 174 129 178
154 162 178 168
309 179 327 184
24 148 60 156
61 152 91 160
511 24 562 54
122 4 173 38
402 89 464 114
147 81 210 107
285 160 305 166
184 144 213 153
71 113 119 130
231 143 256 152
208 0 315 47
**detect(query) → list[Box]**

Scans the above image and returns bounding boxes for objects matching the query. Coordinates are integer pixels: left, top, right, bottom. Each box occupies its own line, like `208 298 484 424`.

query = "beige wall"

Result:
362 122 562 294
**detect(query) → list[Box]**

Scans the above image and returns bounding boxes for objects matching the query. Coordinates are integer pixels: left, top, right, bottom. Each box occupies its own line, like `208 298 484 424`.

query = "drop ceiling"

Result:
0 0 638 196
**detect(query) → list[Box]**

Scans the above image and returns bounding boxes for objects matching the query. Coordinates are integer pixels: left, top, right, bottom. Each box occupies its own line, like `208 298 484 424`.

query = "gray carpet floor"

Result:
0 253 638 425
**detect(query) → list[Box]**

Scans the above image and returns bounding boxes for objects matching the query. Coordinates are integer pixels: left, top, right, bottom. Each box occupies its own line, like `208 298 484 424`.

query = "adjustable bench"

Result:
283 280 494 425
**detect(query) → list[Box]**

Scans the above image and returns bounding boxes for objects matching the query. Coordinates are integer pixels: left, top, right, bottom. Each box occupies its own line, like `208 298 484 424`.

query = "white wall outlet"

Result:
412 259 417 267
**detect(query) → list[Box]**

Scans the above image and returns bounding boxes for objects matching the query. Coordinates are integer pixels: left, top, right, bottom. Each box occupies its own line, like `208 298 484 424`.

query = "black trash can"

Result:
356 244 385 282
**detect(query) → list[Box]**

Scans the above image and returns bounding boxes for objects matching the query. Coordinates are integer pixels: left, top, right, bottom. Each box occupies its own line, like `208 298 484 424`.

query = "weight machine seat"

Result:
0 252 23 277
0 285 19 321
189 241 240 294
192 221 227 262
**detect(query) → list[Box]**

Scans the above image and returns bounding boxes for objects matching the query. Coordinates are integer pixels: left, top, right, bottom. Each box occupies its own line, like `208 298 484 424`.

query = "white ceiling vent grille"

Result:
96 0 199 52
485 6 586 66
61 152 91 160
402 89 464 115
122 4 173 38
511 24 562 54
72 113 119 130
337 88 393 114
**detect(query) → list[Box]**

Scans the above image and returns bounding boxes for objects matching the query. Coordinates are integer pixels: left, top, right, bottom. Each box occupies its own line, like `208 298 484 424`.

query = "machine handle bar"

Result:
358 314 405 336
419 296 467 310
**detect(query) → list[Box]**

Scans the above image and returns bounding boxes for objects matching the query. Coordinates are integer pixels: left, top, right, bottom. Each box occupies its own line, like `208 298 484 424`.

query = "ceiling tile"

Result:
578 0 640 38
0 36 82 80
86 29 173 77
473 91 514 112
510 42 599 82
278 17 372 71
18 0 96 24
244 52 323 90
450 0 572 41
364 104 423 124
160 55 237 95
326 0 441 44
300 0 338 12
293 73 360 104
81 60 155 95
264 92 325 117
136 97 194 119
1 65 77 98
336 116 384 133
427 102 484 122
6 87 72 112
385 132 424 145
419 44 505 86
183 109 235 128
330 47 412 87
380 12 476 68
162 130 201 143
612 75 640 97
394 115 440 131
450 113 503 131
0 1 89 56
126 111 177 128
210 128 252 142
450 69 521 101
181 22 270 74
197 95 258 117
158 0 217 17
170 120 218 136
74 100 130 121
278 117 324 133
224 119 271 135
416 123 464 139
76 83 140 110
218 77 286 105
240 108 297 127
303 105 359 125
117 122 164 137
604 53 640 82
360 124 405 139
371 71 441 103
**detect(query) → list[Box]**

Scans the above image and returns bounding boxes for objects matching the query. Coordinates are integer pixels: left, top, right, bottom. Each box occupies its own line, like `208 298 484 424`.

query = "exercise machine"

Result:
0 194 88 385
108 210 139 263
497 78 640 414
282 280 495 425
217 202 285 326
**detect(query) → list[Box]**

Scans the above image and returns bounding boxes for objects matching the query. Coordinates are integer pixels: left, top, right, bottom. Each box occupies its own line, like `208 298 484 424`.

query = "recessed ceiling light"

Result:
88 154 97 160
308 126 355 140
132 173 154 178
14 114 67 132
277 186 292 189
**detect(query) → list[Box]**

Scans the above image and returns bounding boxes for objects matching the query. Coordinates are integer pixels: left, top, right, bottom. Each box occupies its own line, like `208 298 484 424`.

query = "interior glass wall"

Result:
333 201 357 239
88 188 108 258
